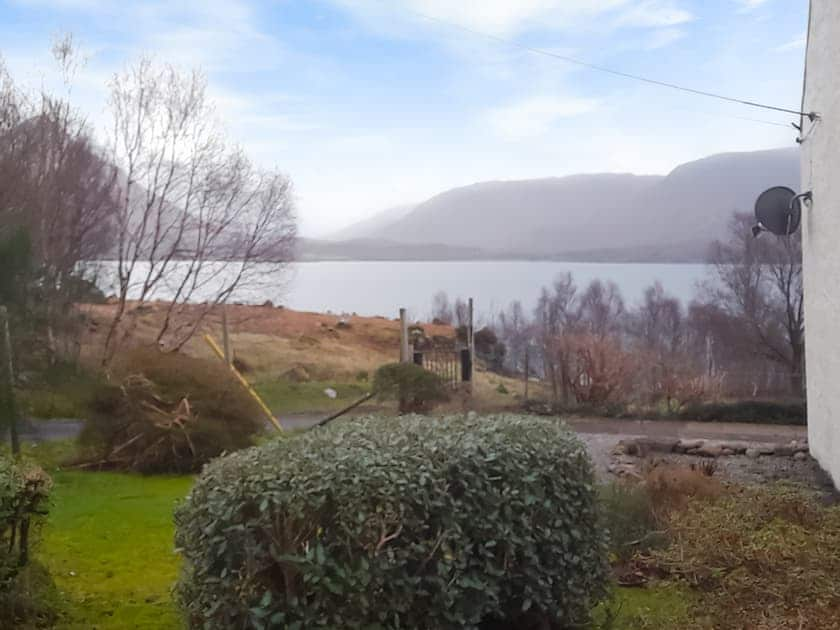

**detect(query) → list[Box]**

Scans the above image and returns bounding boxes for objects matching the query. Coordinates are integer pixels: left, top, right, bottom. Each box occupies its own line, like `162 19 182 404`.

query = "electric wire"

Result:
401 6 814 121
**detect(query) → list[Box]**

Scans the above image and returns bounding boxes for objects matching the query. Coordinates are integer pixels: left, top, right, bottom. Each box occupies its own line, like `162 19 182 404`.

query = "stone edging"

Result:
612 437 810 460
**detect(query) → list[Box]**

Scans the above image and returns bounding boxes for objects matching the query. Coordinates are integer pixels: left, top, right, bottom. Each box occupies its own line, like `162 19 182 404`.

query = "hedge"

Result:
0 456 51 592
677 400 806 425
175 414 608 629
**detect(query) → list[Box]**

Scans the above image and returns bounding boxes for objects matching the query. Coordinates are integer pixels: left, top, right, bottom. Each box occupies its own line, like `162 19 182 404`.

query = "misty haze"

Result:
1 2 835 629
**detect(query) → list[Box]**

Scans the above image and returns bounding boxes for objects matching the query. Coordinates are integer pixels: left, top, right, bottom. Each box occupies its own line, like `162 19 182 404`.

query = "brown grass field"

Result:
76 301 530 415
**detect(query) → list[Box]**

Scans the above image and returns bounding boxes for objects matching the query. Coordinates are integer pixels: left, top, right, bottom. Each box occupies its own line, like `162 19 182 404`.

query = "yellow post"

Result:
203 333 283 432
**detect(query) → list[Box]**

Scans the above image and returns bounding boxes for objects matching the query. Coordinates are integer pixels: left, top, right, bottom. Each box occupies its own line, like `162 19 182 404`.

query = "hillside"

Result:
322 147 799 262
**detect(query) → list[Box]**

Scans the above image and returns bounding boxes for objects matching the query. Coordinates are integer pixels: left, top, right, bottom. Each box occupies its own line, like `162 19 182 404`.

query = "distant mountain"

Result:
322 148 799 263
297 237 496 261
328 204 416 241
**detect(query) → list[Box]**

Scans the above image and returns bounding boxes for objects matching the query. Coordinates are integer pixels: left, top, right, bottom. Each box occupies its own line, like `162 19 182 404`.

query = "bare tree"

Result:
628 282 684 356
533 273 579 407
0 39 118 362
453 297 470 329
102 59 296 362
497 300 532 373
578 279 625 339
706 212 804 395
430 290 453 324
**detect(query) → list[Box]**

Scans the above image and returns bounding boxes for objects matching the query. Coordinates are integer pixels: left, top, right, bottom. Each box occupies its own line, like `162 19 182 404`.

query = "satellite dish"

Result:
754 186 802 236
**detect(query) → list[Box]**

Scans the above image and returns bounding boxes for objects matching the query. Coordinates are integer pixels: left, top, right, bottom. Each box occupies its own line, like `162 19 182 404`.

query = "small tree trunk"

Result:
0 306 20 456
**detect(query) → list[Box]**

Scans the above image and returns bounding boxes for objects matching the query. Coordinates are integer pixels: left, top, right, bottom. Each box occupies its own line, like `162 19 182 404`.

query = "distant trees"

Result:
430 291 453 325
444 208 805 410
705 212 804 395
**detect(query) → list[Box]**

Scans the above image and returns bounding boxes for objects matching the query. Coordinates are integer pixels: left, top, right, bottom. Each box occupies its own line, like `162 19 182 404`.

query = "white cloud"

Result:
484 95 599 140
736 0 770 12
613 1 693 28
329 0 692 38
644 27 686 49
774 33 806 52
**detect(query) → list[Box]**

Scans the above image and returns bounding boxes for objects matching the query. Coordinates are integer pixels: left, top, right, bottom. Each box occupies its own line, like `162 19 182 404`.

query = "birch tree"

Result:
102 59 296 362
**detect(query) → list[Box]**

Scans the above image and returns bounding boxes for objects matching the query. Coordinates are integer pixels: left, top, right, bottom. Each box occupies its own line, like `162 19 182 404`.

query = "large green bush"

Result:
80 347 264 473
175 414 608 629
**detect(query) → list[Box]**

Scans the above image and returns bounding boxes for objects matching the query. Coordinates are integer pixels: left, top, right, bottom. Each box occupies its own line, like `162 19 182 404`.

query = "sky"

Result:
0 0 809 236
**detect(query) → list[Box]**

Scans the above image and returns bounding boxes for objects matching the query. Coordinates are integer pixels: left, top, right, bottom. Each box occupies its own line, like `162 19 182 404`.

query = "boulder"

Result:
633 438 680 455
745 448 761 459
608 463 642 479
676 439 705 452
793 451 809 461
695 444 724 458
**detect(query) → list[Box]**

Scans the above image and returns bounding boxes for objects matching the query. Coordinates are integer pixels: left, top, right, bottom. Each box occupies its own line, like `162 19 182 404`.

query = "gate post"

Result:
399 308 410 363
460 348 472 383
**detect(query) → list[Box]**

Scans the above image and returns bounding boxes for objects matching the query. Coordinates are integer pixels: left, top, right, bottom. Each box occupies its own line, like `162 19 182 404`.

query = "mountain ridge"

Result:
312 147 799 263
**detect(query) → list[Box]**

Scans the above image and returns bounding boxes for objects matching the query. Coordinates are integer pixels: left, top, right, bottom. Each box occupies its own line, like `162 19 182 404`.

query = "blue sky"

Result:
0 0 808 235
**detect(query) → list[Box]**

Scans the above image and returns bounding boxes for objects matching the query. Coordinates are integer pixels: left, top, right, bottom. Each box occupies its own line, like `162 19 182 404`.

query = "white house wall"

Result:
802 0 840 486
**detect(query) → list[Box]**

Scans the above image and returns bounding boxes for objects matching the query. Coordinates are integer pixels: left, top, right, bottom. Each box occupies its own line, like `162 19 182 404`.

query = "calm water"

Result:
93 260 710 318
283 261 709 318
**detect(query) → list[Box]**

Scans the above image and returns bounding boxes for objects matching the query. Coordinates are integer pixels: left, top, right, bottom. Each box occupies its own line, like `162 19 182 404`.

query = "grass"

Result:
39 471 191 628
592 584 695 629
16 363 102 420
16 441 192 629
254 379 370 415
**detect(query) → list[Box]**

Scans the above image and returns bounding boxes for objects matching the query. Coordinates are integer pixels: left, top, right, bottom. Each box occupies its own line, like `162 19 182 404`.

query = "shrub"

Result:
80 347 264 473
642 462 723 517
598 482 665 564
0 457 51 594
372 362 450 412
175 414 609 629
565 334 636 405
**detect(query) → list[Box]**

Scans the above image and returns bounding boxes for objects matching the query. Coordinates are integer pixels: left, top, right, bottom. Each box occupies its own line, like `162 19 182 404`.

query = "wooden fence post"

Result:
0 306 20 456
399 308 410 363
524 345 530 402
222 305 232 365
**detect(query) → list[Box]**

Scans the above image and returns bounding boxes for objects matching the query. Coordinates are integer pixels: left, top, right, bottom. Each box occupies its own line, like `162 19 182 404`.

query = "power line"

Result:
403 7 813 121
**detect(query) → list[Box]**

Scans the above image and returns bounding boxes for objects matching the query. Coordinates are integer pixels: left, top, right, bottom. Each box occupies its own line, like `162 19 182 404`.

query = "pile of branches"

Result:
80 349 264 474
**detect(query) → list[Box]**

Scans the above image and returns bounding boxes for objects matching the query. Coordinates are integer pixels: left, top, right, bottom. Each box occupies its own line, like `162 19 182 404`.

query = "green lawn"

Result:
254 379 370 415
31 450 192 629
